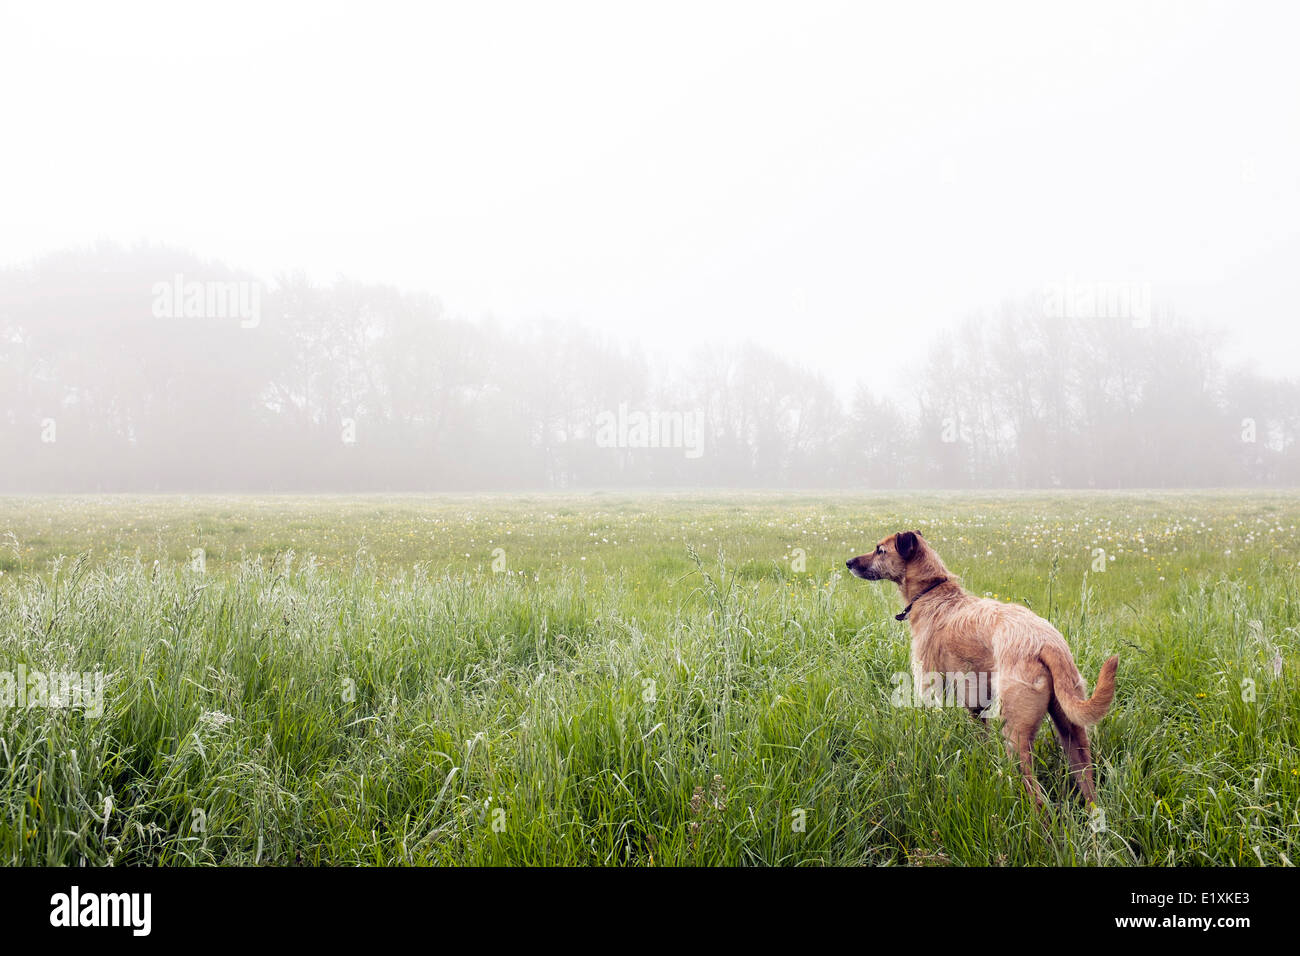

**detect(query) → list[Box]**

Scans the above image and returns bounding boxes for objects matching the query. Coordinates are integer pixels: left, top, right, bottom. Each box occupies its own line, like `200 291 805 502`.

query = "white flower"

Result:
199 710 235 730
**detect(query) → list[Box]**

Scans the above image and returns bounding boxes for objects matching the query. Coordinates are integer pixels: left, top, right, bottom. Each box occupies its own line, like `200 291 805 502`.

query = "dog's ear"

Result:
896 530 919 562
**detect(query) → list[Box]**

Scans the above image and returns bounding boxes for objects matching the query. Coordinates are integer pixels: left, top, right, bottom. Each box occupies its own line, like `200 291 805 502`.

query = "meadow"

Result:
0 491 1297 866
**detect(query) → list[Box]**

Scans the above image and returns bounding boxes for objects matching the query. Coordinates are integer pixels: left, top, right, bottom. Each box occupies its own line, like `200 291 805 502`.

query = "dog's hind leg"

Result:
1048 698 1098 804
1002 723 1043 807
998 668 1052 807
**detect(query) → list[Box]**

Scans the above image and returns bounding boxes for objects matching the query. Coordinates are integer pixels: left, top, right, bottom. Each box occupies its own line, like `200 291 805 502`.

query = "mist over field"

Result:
2 2 1298 493
2 241 1298 492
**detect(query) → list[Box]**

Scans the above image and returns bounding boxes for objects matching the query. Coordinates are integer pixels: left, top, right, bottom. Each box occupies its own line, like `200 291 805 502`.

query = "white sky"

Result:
2 0 1297 391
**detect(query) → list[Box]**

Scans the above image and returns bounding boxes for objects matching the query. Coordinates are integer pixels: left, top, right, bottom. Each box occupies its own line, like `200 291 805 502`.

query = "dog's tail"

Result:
1041 642 1118 726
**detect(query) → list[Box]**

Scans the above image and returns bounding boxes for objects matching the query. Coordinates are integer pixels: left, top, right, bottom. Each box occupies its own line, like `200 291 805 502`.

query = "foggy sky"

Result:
2 1 1298 394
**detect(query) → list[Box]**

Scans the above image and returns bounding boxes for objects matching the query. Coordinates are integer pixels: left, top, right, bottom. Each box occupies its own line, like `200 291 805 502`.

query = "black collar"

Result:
896 578 948 621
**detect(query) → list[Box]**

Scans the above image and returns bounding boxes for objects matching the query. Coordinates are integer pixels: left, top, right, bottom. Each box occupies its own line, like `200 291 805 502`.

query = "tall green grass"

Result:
0 493 1297 865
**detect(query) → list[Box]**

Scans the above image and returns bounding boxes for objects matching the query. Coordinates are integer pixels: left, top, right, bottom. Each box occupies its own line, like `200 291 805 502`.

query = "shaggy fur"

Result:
847 530 1118 805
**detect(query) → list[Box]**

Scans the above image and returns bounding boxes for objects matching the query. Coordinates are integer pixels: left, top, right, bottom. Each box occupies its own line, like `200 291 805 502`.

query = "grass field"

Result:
1 491 1297 866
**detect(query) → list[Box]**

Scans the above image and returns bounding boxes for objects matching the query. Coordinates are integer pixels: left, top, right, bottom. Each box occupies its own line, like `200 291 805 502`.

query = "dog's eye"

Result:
875 546 883 554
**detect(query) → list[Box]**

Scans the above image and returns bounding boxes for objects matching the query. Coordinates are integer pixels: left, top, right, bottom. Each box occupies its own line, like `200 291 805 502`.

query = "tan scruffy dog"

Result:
847 530 1118 805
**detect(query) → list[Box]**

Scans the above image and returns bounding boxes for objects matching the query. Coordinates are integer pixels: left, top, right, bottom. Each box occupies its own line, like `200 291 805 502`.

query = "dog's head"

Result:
846 530 923 582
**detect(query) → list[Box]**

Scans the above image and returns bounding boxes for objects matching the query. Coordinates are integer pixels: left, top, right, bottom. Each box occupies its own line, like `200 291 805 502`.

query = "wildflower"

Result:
199 710 235 730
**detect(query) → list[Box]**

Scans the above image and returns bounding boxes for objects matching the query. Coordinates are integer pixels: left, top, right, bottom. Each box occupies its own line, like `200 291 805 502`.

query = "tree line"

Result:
1 242 1295 491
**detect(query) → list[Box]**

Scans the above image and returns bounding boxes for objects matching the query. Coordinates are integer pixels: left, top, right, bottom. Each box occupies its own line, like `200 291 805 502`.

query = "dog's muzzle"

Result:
845 559 877 580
